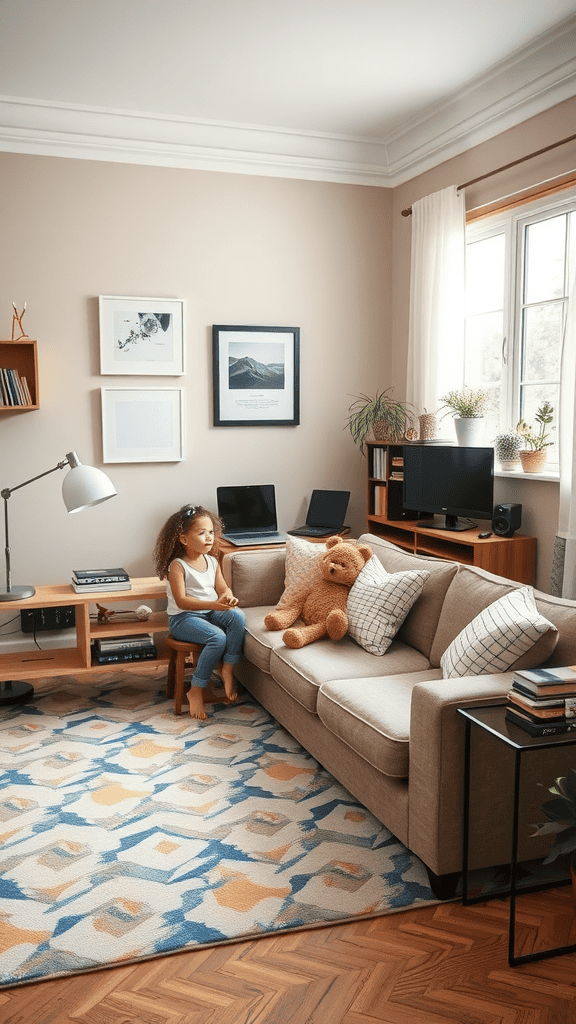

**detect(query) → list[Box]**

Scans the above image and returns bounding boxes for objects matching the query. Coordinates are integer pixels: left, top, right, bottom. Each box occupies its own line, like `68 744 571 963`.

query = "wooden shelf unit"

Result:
0 578 169 683
366 442 536 585
0 338 39 411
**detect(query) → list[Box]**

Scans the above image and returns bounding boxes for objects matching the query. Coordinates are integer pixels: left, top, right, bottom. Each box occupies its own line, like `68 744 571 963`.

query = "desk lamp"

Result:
0 451 116 704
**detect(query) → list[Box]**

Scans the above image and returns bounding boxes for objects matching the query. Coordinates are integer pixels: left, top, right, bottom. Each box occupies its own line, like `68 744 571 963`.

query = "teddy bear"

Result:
264 536 373 648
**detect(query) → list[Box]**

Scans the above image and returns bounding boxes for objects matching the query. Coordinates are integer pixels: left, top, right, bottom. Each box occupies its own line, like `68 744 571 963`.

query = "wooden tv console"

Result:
0 578 168 685
367 517 536 585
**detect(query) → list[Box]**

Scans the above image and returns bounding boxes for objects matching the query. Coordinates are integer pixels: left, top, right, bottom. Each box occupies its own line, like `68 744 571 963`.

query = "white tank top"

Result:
166 555 218 615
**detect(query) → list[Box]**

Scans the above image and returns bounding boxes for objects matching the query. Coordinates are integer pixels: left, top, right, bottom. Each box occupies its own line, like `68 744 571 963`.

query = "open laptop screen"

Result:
307 489 350 527
217 484 278 535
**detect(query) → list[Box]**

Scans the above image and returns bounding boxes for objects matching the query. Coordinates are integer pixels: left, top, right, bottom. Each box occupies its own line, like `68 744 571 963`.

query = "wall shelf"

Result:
0 338 39 411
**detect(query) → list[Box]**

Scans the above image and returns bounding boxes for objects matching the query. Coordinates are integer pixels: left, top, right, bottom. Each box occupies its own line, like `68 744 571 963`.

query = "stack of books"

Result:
71 567 131 593
505 667 576 736
0 367 32 406
92 633 157 665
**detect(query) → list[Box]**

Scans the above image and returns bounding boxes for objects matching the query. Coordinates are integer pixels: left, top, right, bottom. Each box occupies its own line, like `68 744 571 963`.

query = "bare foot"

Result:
221 665 238 703
187 686 209 720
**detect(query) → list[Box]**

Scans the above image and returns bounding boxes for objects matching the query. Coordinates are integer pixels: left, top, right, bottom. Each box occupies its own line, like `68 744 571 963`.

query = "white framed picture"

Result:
99 295 186 375
101 387 185 462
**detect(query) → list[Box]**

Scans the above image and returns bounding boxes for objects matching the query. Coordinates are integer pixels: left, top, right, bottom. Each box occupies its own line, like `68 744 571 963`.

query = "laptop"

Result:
217 484 287 546
288 489 350 538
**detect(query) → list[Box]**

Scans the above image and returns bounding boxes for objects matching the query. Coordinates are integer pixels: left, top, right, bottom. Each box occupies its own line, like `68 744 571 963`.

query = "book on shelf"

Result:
389 471 404 481
373 485 386 516
73 567 129 584
0 367 31 406
94 633 154 652
71 580 132 593
505 707 576 736
371 447 386 480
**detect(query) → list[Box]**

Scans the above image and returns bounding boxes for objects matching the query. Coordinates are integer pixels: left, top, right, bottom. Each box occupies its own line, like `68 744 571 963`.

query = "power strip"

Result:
20 606 76 632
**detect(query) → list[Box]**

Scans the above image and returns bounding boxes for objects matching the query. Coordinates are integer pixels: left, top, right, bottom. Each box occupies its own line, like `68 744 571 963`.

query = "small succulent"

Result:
517 401 555 452
494 430 524 462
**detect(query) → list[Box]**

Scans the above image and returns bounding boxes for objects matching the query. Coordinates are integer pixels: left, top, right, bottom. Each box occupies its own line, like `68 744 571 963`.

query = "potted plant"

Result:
532 770 576 894
438 387 488 446
346 389 416 454
516 401 554 472
493 429 524 471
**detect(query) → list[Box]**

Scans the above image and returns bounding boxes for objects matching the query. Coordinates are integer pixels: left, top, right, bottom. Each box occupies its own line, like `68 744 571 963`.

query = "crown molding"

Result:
0 16 574 187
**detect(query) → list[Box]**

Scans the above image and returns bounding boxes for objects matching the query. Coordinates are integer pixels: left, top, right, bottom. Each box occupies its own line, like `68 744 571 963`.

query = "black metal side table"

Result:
458 702 576 967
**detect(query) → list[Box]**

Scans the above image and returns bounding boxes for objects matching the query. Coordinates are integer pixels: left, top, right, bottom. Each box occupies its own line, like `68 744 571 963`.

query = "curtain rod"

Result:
400 132 576 217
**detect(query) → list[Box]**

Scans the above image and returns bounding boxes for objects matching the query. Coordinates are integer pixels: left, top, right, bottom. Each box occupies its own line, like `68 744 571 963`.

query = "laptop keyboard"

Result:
224 532 287 546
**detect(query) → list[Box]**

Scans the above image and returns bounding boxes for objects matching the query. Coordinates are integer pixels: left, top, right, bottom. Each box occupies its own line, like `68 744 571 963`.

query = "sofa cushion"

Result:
358 534 457 658
317 669 443 779
347 556 430 655
440 586 558 678
276 535 327 608
243 606 290 674
222 549 286 608
269 637 430 714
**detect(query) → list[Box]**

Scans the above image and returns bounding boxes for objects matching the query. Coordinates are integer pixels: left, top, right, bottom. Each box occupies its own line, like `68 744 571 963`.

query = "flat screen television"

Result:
402 445 494 532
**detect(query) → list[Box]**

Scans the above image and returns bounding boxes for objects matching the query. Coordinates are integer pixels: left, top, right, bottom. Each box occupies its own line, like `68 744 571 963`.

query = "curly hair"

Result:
153 504 224 579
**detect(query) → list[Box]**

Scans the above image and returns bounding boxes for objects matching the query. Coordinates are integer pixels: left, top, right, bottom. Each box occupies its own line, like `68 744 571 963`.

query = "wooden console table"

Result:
367 517 536 585
0 578 168 684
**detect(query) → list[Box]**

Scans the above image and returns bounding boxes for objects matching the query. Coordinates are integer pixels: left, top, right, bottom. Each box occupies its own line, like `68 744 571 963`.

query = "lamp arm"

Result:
1 455 72 593
1 458 69 501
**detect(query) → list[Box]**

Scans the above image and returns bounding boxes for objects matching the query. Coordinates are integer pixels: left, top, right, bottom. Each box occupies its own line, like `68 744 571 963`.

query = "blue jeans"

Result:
169 608 245 688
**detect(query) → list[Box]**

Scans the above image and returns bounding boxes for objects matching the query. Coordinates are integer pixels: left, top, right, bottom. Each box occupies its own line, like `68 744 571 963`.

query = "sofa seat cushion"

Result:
358 534 457 658
317 669 443 779
269 637 431 714
243 606 291 674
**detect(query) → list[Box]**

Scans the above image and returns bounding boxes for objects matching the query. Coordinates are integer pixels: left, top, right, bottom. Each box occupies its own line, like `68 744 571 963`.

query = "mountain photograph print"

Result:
213 325 300 427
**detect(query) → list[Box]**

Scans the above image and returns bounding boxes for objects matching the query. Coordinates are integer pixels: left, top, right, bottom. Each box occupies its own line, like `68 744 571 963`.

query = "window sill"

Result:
495 469 559 483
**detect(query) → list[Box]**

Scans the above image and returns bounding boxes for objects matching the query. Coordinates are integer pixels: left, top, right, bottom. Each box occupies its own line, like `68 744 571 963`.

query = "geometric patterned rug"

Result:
0 674 438 989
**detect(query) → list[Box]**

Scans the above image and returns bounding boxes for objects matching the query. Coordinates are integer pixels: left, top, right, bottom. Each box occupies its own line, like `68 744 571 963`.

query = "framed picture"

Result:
99 295 186 375
213 325 300 427
101 387 185 462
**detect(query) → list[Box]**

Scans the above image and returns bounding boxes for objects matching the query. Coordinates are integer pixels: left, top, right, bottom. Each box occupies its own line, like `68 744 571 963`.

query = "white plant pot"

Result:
454 417 484 446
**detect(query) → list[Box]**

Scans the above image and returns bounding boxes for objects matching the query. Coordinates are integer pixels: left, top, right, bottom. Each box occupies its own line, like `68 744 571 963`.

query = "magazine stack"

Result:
71 567 131 593
505 666 576 736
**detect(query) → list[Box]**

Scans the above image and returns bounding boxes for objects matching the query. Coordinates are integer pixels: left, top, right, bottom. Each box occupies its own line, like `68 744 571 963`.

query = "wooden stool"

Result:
165 635 204 715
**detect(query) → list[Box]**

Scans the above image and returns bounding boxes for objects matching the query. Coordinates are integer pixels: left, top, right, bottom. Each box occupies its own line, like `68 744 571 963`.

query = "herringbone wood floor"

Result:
3 886 576 1024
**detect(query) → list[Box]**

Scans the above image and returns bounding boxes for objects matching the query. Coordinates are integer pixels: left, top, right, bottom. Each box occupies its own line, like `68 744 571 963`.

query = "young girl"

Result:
153 504 245 720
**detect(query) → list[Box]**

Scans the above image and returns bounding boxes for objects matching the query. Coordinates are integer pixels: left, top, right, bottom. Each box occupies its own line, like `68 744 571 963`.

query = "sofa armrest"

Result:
221 548 286 608
408 673 514 877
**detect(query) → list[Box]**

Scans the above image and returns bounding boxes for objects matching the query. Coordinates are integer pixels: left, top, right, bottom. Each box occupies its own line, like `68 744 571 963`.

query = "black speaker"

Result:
492 503 522 537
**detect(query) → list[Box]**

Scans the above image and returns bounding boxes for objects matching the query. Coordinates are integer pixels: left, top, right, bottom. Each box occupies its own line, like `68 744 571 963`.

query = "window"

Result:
464 188 576 469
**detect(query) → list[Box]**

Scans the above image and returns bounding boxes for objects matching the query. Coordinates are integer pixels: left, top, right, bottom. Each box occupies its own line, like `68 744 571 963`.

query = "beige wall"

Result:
1 153 392 586
391 96 576 591
2 96 574 595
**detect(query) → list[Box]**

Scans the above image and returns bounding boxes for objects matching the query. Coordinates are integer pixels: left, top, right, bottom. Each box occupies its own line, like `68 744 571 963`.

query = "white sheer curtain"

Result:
406 185 466 414
551 269 576 599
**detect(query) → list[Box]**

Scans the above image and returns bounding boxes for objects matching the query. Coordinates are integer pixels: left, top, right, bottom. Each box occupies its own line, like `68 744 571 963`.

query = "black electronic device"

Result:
289 489 350 537
492 502 522 537
402 445 494 532
21 606 76 632
217 484 287 546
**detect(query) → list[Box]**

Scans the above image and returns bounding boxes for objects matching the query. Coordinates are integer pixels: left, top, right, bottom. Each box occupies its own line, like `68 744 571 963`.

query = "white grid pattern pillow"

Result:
347 556 430 656
441 586 557 678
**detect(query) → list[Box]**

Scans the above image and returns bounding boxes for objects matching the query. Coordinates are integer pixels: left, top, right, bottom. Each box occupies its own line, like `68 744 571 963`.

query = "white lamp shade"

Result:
62 463 117 513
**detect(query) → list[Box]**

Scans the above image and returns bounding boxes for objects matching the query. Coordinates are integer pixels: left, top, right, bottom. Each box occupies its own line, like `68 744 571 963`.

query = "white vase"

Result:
454 417 484 446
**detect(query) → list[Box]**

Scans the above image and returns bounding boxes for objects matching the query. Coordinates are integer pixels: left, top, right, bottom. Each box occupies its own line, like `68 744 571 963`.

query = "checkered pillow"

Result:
440 586 557 678
347 556 430 655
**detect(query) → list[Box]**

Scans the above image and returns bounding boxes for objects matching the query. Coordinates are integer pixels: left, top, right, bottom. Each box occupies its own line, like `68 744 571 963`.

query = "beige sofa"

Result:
222 534 576 897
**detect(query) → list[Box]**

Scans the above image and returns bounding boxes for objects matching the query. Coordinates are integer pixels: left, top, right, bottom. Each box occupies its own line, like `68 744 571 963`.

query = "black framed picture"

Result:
212 325 300 427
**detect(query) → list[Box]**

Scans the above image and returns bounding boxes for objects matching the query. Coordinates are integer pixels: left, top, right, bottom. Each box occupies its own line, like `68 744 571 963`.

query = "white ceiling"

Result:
1 0 576 184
